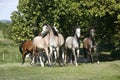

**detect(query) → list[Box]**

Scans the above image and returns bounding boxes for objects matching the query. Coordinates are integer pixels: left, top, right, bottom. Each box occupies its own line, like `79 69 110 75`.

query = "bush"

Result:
98 42 115 52
111 49 120 60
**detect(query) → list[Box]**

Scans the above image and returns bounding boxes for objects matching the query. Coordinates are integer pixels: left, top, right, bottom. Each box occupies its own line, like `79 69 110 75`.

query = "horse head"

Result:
75 27 81 38
41 24 50 36
90 28 95 38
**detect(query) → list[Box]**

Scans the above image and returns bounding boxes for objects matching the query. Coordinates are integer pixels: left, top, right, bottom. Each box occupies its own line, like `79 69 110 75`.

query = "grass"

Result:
0 31 21 63
0 31 120 80
0 61 120 80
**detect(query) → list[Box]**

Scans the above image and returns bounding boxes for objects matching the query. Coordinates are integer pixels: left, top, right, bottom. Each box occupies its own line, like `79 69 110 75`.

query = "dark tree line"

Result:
5 0 120 51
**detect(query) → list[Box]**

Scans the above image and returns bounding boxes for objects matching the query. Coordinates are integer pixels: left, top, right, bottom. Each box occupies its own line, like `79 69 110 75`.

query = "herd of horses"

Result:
19 24 99 67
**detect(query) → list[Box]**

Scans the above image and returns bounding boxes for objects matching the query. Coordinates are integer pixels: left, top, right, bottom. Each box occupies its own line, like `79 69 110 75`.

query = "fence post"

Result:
3 53 5 61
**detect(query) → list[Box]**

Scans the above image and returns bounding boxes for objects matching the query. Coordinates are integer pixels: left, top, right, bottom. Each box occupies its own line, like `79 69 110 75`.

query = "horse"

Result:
31 24 59 67
64 27 81 66
52 25 65 65
19 40 33 64
19 32 42 65
83 28 99 63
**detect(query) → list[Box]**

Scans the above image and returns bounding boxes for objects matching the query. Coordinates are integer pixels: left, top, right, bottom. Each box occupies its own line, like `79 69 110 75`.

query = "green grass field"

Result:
0 61 120 80
0 31 120 80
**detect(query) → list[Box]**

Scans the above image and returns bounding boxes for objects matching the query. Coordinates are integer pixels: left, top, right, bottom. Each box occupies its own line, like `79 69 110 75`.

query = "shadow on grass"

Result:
79 51 115 64
99 53 113 62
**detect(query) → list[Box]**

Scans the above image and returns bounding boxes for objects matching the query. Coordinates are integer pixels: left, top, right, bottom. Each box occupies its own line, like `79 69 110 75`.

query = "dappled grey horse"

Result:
52 25 65 65
65 27 81 66
83 28 99 63
31 24 58 67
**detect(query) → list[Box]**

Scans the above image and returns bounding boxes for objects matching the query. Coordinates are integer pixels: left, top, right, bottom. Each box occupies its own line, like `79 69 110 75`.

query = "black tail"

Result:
19 41 25 54
19 44 23 54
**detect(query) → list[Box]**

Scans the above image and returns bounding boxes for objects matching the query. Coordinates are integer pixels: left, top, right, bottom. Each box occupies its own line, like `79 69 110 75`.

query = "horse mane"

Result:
42 32 48 38
86 27 95 37
86 27 96 46
51 26 58 36
73 27 80 36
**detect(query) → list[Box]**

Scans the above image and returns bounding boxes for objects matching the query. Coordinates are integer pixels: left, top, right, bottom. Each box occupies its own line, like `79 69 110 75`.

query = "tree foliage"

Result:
0 22 11 38
9 0 120 49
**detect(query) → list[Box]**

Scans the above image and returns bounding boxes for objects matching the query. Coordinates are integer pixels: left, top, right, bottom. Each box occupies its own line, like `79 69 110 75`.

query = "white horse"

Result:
65 27 81 66
31 24 58 67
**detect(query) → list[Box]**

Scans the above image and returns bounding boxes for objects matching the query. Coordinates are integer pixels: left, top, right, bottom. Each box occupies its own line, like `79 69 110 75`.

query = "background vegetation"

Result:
9 0 120 47
0 27 120 80
0 0 120 60
0 0 120 79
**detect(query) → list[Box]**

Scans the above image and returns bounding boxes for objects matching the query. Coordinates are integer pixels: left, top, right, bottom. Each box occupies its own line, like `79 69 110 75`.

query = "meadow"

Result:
0 31 120 80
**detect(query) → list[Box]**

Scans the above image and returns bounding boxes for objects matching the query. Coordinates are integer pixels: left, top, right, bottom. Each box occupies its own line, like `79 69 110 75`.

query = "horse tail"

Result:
19 44 23 54
19 41 25 54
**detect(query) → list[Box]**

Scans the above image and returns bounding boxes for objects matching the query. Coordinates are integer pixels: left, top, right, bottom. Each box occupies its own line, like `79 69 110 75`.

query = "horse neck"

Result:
89 36 95 46
48 27 58 46
49 27 56 38
74 34 80 44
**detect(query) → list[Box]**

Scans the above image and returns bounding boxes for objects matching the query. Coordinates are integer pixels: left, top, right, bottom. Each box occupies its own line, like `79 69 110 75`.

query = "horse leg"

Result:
89 49 94 63
70 52 73 64
83 48 88 63
21 52 27 65
31 55 35 65
83 48 87 58
30 50 36 65
76 49 80 60
56 47 62 66
53 49 57 64
45 48 52 66
72 48 78 66
94 47 99 63
39 49 44 67
64 49 67 64
61 47 65 65
29 52 33 62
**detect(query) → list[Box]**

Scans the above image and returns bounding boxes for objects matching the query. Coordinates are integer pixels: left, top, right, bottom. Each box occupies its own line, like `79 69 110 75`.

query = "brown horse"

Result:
83 28 99 63
19 40 33 64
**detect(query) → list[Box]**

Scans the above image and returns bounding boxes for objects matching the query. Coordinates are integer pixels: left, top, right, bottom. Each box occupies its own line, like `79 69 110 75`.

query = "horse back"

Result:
33 36 49 49
65 36 73 49
25 40 33 51
20 40 33 53
58 33 64 46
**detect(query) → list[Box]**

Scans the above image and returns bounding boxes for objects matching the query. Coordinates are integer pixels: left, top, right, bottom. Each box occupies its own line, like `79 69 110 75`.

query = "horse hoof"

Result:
75 63 78 66
97 61 100 64
41 63 44 67
41 65 44 67
30 62 34 65
21 63 24 65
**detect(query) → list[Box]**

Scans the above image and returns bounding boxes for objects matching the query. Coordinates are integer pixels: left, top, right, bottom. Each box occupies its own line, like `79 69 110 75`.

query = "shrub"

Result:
111 49 120 60
98 42 115 52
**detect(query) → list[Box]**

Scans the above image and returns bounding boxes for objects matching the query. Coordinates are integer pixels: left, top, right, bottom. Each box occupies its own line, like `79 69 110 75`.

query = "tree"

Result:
9 0 120 50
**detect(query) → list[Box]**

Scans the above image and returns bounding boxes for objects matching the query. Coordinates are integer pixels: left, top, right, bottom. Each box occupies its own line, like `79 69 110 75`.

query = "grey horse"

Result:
65 27 81 66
